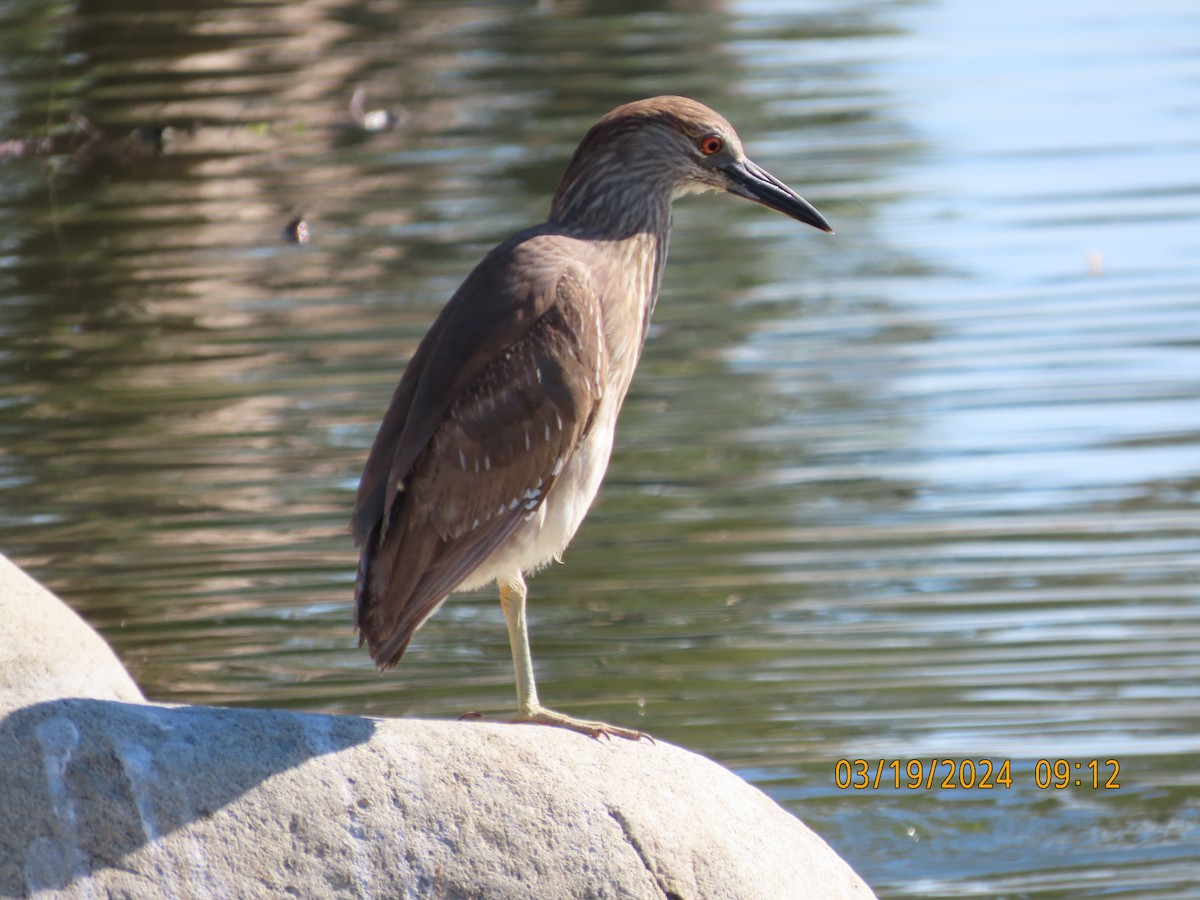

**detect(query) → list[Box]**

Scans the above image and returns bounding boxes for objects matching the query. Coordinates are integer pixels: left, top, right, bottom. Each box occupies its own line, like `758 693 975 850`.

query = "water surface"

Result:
1 1 1197 896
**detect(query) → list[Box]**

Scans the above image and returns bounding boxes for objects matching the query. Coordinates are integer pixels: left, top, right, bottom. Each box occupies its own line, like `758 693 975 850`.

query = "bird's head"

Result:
551 95 833 235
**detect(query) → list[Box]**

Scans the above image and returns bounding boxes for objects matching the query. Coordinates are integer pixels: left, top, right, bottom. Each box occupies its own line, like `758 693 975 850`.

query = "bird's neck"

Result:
628 228 669 358
548 157 675 241
547 164 676 382
582 223 670 394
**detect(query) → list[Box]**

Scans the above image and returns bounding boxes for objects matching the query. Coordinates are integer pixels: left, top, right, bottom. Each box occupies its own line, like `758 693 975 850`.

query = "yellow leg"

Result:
499 574 648 742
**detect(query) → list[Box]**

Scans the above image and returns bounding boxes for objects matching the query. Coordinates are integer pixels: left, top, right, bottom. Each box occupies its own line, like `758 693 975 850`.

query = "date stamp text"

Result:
833 758 1121 790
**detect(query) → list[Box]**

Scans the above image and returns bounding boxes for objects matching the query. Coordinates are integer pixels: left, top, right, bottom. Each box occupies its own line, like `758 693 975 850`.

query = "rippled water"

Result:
1 1 1197 896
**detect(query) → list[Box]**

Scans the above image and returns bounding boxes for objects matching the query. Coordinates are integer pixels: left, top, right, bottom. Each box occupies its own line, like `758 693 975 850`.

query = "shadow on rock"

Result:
0 697 374 895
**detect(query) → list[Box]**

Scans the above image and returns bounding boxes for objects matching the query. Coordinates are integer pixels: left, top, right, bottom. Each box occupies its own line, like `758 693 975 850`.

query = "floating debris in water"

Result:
0 115 200 167
283 216 310 244
348 86 409 133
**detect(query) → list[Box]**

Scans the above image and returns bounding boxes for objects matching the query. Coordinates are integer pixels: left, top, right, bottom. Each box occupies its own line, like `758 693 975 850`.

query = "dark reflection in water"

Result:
1 1 1198 897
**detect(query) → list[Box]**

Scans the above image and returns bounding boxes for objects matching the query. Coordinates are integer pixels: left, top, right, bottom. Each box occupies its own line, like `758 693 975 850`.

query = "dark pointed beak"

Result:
723 158 834 234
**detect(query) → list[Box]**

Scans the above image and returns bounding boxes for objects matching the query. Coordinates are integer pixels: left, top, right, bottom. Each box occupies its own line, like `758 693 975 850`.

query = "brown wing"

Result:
353 253 605 669
352 229 564 547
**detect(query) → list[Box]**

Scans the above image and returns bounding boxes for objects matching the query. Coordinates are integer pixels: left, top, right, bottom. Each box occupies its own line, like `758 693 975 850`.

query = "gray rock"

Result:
0 553 144 705
1 553 874 898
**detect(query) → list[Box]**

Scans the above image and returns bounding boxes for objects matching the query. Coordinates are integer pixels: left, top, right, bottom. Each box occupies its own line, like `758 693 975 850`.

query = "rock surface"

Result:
1 553 875 898
0 553 144 706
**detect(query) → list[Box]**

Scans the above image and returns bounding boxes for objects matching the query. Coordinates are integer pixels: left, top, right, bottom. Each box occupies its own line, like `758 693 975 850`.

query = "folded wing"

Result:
353 258 605 668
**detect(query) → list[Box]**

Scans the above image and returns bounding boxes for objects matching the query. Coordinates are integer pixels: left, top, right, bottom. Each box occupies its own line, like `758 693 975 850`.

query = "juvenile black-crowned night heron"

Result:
352 96 832 740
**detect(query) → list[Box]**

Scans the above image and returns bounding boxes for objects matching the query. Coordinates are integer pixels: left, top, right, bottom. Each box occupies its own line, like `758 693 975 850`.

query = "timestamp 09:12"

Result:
834 758 1121 790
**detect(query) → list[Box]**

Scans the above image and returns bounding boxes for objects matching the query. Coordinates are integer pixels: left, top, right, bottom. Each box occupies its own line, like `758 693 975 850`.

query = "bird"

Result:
351 96 832 740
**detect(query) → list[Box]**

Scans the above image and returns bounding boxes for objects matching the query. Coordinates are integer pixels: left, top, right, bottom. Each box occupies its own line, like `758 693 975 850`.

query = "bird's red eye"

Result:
699 135 724 156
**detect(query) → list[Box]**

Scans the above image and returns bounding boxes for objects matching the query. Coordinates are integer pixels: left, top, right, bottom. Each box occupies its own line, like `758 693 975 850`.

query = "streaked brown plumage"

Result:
352 96 832 739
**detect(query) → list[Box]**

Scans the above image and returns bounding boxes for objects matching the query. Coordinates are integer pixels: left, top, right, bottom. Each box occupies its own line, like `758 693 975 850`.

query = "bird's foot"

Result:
460 706 650 741
512 705 652 743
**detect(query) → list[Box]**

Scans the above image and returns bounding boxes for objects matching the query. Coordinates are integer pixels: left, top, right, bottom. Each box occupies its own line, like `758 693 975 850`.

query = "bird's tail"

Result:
353 516 443 669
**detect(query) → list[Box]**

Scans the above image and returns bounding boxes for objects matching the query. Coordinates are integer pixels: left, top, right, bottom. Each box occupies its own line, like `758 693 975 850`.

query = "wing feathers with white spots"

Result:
354 260 606 668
